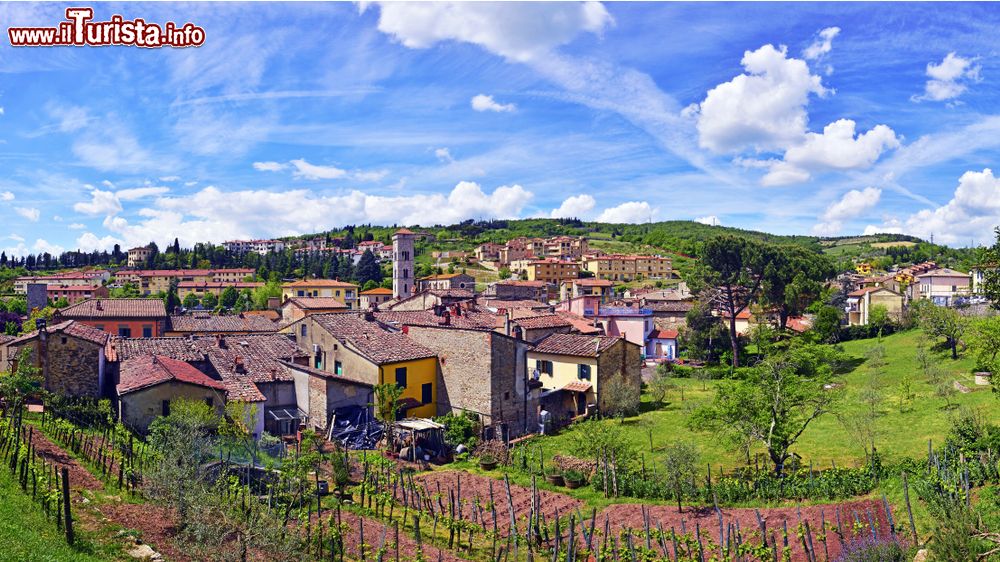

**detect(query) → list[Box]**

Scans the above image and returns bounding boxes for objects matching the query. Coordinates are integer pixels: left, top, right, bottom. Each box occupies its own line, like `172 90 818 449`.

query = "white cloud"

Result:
471 94 516 113
159 176 180 182
15 207 40 222
69 223 86 230
73 189 123 216
72 119 156 172
435 148 454 163
803 27 840 61
0 107 4 116
99 182 534 247
550 194 596 218
33 238 64 255
368 1 612 63
253 161 288 172
763 119 900 186
352 169 390 182
695 215 721 226
880 169 1000 245
289 158 348 180
863 218 903 236
915 52 981 102
811 187 881 235
115 186 170 200
689 44 829 154
47 103 90 132
597 201 654 223
0 191 13 201
5 234 24 242
75 232 123 252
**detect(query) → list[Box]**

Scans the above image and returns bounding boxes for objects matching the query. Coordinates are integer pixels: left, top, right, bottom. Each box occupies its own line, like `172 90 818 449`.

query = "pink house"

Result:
556 296 654 355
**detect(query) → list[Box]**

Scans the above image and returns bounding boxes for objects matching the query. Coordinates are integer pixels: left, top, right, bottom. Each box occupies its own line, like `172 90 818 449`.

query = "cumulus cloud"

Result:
0 191 13 201
253 161 287 172
763 119 900 186
99 182 533 247
471 94 516 113
915 52 981 102
289 159 347 180
32 238 64 255
811 187 881 235
69 223 86 230
803 27 840 61
15 207 40 222
695 215 721 226
597 201 654 223
688 44 829 154
550 194 596 218
76 232 123 252
74 189 123 216
368 1 612 63
876 169 1000 245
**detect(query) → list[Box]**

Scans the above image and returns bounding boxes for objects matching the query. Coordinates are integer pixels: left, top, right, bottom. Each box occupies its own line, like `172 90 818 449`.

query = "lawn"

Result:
0 465 110 562
529 329 996 473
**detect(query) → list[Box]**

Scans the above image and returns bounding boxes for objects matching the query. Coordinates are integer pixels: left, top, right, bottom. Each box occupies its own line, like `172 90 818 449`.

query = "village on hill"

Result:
3 220 1000 561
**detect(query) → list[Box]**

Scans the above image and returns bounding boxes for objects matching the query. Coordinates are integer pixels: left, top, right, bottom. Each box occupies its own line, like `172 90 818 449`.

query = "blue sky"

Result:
2 2 1000 255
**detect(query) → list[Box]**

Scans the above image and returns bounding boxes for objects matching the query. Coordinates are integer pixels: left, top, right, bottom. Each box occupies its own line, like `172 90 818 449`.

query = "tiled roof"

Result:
420 273 469 280
646 301 694 313
375 309 500 331
427 289 475 299
117 355 226 394
176 281 263 289
512 314 573 330
495 280 548 287
554 311 603 335
168 314 278 334
650 329 679 340
279 360 372 387
310 313 437 365
282 279 358 288
108 337 207 363
531 333 621 357
7 320 110 348
562 381 592 393
916 267 969 278
59 298 167 319
241 309 281 322
393 228 415 235
282 297 349 310
479 298 550 310
847 286 901 297
360 287 393 295
569 278 614 287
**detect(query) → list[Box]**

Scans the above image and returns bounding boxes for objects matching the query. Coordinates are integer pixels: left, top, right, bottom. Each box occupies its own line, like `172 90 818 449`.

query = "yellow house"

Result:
282 312 439 425
528 333 642 422
282 279 359 309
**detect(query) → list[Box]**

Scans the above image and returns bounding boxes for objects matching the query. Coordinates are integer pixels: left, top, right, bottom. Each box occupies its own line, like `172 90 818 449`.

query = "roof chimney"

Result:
234 356 246 373
440 310 451 326
216 334 226 349
95 300 103 311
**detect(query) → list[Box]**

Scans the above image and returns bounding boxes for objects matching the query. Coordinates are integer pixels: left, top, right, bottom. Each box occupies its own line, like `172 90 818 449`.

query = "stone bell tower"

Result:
392 229 415 300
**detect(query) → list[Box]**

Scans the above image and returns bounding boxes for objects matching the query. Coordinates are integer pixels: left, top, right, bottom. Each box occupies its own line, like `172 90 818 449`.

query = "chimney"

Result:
440 310 451 326
363 309 374 322
95 300 103 311
234 356 246 373
216 334 227 349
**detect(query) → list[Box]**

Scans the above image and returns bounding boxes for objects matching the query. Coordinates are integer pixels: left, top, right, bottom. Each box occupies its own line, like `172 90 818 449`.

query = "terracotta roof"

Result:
59 298 167 319
176 281 263 289
847 286 902 297
420 273 470 280
279 360 372 387
495 280 548 287
531 333 621 357
310 313 437 364
168 314 278 334
241 309 281 322
513 314 573 330
375 309 500 331
650 329 679 340
554 311 603 335
282 297 349 310
646 301 694 313
393 228 415 235
480 298 550 310
427 289 475 299
787 317 812 333
916 268 969 278
360 287 393 295
108 337 208 363
117 355 226 395
7 320 110 348
569 278 614 287
282 279 358 288
562 381 592 393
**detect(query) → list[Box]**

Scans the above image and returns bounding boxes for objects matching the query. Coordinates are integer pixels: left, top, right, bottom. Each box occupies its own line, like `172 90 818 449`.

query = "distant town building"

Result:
916 268 971 306
281 279 359 309
583 254 672 282
55 298 169 338
14 270 110 294
127 246 152 268
223 239 286 255
523 259 580 285
846 287 905 326
47 284 110 304
418 273 475 292
359 287 393 309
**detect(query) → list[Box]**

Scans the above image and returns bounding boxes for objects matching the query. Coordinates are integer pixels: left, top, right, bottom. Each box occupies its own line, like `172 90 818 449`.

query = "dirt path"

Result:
30 429 104 491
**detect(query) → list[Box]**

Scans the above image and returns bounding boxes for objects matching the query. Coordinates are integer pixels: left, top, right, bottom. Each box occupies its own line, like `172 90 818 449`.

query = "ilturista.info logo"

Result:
8 7 205 48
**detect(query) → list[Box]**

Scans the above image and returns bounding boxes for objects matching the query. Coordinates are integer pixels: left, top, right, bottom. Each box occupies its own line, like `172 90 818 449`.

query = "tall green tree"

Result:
219 286 239 309
978 226 1000 309
355 249 382 286
914 300 965 359
696 235 770 368
761 246 835 330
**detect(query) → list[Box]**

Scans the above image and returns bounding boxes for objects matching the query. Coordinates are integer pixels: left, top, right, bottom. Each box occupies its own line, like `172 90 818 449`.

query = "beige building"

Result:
282 279 359 309
529 334 642 422
113 268 256 296
916 268 971 306
846 287 905 326
279 297 350 324
127 246 152 268
583 254 672 282
418 273 475 292
116 355 227 432
524 259 580 284
474 243 503 263
359 287 393 309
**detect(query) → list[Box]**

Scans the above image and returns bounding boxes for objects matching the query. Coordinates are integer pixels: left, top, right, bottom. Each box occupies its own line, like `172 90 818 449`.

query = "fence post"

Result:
61 466 73 544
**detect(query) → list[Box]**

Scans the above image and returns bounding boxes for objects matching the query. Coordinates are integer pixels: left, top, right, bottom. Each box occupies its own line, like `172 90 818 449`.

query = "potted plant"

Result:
545 466 565 486
479 454 498 471
563 469 585 489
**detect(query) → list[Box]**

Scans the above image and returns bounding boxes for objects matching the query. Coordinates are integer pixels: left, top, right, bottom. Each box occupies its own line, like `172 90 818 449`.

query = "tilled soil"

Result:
29 429 104 491
411 471 585 534
596 499 896 562
97 503 193 562
331 509 474 562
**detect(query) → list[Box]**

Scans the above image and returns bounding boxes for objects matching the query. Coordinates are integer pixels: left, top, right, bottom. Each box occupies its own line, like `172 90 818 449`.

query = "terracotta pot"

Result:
546 474 565 486
565 479 583 489
479 460 498 471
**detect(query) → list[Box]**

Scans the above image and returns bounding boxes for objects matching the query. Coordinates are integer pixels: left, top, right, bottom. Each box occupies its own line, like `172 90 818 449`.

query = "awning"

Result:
396 397 423 411
267 407 304 421
562 381 592 393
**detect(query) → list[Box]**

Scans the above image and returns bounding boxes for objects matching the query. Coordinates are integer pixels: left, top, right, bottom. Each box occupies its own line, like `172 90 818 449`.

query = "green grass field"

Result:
530 329 994 472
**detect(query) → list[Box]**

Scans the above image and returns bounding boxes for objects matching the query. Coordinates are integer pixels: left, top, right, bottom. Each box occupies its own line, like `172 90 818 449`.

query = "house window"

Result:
94 324 105 331
119 327 131 338
536 360 553 376
161 400 170 417
395 367 407 388
205 397 214 408
421 383 432 404
578 364 592 381
504 391 510 400
314 352 323 370
300 324 308 337
335 360 343 375
142 325 153 338
60 337 68 345
297 290 305 297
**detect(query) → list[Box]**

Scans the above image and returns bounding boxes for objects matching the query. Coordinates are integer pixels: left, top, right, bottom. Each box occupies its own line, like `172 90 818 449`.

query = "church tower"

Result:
392 229 415 300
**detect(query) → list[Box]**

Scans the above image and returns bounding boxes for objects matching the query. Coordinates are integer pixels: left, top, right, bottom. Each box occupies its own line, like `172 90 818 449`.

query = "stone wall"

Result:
14 334 103 398
595 339 643 413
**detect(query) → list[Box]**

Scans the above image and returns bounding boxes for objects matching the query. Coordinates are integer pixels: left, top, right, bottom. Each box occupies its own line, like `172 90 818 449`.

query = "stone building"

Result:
6 320 110 398
165 313 279 337
127 246 152 268
417 273 476 292
117 355 227 432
